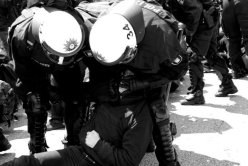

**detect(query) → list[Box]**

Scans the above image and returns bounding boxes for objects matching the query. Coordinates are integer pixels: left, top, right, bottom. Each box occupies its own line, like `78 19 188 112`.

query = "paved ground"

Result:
1 71 248 166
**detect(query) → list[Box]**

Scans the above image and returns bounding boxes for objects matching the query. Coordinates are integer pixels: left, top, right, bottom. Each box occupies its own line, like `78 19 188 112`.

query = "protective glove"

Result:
119 79 150 97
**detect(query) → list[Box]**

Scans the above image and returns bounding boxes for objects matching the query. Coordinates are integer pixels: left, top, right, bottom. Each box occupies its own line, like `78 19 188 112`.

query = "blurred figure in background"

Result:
0 80 16 152
221 0 248 79
0 1 26 151
167 0 238 106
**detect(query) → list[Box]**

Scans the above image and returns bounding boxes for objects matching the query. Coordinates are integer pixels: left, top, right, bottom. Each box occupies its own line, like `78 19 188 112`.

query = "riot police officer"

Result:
168 0 238 105
87 0 188 165
221 0 248 78
8 2 91 153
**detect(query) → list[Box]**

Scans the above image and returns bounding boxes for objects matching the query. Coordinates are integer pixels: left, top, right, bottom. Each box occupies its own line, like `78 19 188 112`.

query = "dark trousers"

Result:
53 64 86 146
1 146 93 166
222 0 248 70
189 22 230 90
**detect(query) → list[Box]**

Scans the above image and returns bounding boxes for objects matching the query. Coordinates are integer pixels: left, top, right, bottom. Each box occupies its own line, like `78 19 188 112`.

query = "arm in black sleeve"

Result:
92 103 153 166
157 22 189 80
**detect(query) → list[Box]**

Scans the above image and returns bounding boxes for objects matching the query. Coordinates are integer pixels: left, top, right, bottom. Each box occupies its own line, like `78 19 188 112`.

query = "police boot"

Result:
28 115 49 154
215 74 238 97
186 68 198 95
181 90 205 105
154 124 181 166
25 92 50 154
0 128 11 152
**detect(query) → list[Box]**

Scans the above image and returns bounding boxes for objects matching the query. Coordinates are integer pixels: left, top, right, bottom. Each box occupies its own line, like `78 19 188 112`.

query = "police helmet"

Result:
31 7 85 65
89 0 145 66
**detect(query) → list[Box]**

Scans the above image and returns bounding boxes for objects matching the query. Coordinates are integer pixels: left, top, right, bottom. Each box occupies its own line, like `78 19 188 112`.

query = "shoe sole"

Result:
181 100 205 105
215 88 238 97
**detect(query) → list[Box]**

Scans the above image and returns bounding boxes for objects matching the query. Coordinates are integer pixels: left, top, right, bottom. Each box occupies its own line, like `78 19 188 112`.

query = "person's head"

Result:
89 0 145 66
31 7 85 65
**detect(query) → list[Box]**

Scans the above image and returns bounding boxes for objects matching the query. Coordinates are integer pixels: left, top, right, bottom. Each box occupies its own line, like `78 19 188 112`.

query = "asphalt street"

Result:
1 71 248 166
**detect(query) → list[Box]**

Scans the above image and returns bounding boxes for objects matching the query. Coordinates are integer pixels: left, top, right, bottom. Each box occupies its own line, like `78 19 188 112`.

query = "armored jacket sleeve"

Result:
8 8 52 99
156 18 189 80
127 8 188 80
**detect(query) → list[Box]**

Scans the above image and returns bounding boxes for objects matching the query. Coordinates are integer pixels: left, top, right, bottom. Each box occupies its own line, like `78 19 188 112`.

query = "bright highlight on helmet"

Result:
32 7 85 65
90 14 137 65
89 0 145 66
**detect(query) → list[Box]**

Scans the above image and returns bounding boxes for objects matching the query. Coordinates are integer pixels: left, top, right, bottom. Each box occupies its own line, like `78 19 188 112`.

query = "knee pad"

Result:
150 99 170 124
25 92 49 116
189 59 204 79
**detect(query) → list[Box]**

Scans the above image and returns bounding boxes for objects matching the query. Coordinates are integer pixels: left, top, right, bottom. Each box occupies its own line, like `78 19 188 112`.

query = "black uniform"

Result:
222 0 248 78
84 0 188 165
168 0 238 105
8 4 92 153
1 0 187 165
